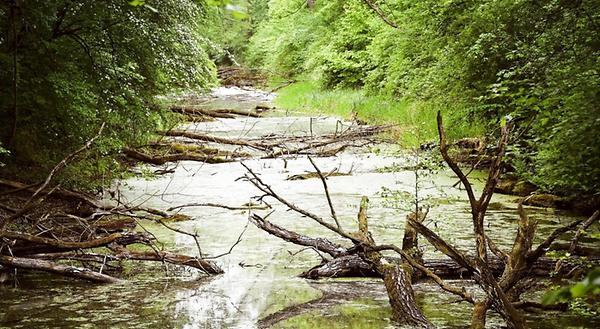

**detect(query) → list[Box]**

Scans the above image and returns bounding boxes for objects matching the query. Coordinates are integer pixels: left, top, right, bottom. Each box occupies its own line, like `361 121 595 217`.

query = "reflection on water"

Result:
1 87 598 328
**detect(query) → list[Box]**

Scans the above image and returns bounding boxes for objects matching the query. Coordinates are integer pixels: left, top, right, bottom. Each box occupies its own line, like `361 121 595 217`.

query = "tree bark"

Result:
383 264 434 328
123 148 232 165
0 255 121 283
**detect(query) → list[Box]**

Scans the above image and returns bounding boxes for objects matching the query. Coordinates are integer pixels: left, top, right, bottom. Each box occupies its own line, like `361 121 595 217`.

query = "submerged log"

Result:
109 247 224 274
0 255 121 283
300 253 596 280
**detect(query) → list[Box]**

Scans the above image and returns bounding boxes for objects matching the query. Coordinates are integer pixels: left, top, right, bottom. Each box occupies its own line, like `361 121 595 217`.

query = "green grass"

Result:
274 80 485 147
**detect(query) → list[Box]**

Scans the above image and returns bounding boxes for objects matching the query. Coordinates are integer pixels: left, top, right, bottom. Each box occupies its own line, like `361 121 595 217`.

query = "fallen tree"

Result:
161 124 387 159
170 105 263 118
241 114 599 328
0 129 224 283
123 148 233 165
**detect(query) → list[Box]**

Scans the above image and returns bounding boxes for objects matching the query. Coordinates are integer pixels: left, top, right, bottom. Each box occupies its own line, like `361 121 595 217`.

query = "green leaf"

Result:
129 0 145 6
230 10 249 20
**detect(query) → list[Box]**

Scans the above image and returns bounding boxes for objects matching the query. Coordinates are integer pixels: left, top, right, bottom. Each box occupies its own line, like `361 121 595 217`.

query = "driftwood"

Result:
169 202 269 212
299 253 596 281
171 105 236 119
1 176 224 283
210 108 263 118
161 130 271 151
170 105 263 118
108 246 223 274
160 124 387 161
241 114 599 328
123 148 232 165
0 255 121 283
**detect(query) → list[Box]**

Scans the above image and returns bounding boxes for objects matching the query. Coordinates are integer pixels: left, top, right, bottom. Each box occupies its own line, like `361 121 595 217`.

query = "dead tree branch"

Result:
361 0 399 29
308 156 342 231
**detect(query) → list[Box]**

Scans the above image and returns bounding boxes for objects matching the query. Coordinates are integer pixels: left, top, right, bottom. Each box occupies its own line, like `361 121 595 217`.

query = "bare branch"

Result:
168 202 269 212
241 162 360 243
569 210 599 253
437 111 478 212
374 244 475 304
361 0 399 29
0 123 105 229
204 221 249 260
407 217 475 271
528 216 588 262
308 156 342 231
249 214 347 258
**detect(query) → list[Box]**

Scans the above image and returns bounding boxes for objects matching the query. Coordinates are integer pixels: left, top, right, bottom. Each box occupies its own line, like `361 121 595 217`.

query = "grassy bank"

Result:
273 80 485 148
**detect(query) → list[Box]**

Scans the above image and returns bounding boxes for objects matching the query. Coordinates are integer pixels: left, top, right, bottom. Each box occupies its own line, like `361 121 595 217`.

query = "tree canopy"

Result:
0 0 217 188
247 0 600 194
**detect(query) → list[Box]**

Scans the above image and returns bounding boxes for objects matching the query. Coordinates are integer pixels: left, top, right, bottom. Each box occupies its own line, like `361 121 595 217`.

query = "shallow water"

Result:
1 87 598 328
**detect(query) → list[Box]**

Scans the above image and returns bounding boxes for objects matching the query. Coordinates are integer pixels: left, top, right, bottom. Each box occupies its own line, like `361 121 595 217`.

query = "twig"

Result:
308 157 342 232
361 0 399 29
569 210 599 253
241 162 360 244
204 221 249 260
0 123 105 230
167 202 269 212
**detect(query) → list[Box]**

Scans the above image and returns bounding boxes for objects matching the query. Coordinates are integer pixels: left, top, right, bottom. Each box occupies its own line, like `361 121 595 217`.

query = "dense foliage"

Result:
0 0 217 189
247 0 600 194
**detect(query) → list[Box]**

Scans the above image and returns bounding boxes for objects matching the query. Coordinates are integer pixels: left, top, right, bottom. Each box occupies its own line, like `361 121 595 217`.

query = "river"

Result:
0 87 598 329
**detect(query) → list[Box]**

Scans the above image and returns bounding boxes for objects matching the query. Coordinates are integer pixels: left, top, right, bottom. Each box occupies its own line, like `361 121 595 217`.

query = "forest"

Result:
0 0 598 328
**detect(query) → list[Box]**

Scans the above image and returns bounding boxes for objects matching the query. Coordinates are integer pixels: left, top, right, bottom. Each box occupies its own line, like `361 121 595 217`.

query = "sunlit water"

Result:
1 87 598 328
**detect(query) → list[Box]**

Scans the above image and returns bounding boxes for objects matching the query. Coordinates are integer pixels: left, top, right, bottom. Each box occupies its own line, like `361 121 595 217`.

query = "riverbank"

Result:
272 79 600 215
1 85 598 328
272 80 485 148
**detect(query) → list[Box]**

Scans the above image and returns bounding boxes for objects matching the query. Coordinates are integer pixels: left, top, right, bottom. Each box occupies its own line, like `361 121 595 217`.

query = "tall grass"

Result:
274 80 484 147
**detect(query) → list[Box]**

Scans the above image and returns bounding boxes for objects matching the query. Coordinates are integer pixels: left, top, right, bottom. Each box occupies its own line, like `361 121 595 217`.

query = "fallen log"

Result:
300 253 597 280
109 247 223 274
123 148 232 165
300 254 377 279
0 255 121 283
161 131 271 151
168 202 269 212
211 108 263 118
170 106 236 119
7 232 152 256
249 214 347 258
0 178 101 210
286 170 350 181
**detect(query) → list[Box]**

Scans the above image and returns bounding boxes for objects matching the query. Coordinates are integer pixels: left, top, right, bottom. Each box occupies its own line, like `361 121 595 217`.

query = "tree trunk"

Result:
383 264 434 328
0 255 121 283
